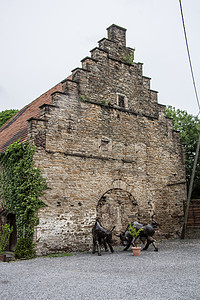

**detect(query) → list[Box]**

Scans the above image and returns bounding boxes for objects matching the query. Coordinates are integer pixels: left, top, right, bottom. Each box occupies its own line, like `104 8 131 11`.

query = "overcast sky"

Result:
0 0 200 116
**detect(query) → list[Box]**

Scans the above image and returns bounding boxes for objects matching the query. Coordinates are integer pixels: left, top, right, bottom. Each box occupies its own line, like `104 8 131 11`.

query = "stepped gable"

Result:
69 24 159 120
0 80 69 153
0 24 158 153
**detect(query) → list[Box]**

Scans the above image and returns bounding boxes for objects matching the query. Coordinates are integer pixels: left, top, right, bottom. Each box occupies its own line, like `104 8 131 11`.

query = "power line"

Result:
179 0 200 114
179 0 200 238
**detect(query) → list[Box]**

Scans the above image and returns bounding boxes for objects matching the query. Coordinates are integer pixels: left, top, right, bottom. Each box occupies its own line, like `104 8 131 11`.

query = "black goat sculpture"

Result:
118 220 158 252
92 219 115 256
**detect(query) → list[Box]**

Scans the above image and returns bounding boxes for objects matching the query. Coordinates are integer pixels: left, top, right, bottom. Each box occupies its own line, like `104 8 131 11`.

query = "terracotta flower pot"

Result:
0 254 6 262
132 247 141 256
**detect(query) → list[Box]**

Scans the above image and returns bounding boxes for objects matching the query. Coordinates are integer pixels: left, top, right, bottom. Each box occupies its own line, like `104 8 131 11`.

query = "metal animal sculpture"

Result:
118 221 158 251
92 219 115 256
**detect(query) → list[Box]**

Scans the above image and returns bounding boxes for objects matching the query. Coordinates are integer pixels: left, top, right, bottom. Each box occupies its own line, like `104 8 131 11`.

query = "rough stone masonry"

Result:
28 24 187 255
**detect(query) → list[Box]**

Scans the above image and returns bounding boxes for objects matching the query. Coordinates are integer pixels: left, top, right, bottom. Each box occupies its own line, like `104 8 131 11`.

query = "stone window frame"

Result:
98 136 112 152
116 93 128 109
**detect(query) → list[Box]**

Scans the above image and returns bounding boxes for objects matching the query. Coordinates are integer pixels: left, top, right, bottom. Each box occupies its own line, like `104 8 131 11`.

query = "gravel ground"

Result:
1 239 200 300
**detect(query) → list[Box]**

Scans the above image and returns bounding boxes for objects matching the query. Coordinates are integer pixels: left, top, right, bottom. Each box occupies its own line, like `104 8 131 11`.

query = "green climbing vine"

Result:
0 140 47 241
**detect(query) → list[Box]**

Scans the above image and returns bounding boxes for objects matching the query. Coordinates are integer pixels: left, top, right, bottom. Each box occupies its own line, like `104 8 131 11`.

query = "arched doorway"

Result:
97 188 139 241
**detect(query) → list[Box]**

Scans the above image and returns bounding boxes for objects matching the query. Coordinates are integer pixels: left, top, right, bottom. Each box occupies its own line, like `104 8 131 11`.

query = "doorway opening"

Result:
97 188 139 243
7 213 17 251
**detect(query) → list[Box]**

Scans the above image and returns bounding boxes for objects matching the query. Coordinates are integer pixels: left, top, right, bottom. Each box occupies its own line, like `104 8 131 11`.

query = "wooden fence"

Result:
184 199 200 228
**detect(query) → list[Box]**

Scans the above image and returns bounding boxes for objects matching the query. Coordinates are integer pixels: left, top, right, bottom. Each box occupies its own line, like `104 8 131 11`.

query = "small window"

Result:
118 95 125 108
101 139 109 146
99 137 112 152
116 94 128 108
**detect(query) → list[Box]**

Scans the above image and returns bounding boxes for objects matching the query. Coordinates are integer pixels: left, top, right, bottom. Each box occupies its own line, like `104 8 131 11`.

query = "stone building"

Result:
0 25 187 255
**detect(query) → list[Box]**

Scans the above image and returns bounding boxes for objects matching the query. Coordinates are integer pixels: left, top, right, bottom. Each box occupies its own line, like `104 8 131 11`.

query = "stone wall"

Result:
28 25 187 255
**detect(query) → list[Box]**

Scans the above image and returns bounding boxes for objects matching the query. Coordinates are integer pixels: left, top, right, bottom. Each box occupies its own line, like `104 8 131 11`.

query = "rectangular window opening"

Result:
118 95 125 108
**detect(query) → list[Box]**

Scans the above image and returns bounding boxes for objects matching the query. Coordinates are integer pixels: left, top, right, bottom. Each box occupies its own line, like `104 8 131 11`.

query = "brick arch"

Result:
95 179 135 201
96 188 139 241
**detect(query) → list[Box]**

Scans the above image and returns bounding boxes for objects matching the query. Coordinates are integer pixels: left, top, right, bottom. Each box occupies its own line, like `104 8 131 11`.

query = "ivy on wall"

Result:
0 141 47 241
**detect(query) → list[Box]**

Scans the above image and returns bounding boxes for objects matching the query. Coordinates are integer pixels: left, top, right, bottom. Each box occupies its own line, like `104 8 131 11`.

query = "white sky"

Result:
0 0 200 115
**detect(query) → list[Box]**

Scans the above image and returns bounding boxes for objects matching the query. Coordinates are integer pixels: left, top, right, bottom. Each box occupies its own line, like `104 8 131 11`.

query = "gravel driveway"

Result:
1 239 200 300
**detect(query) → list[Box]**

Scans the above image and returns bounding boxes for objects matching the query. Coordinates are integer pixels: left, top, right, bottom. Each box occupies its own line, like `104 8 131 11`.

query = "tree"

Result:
165 106 200 198
0 109 18 128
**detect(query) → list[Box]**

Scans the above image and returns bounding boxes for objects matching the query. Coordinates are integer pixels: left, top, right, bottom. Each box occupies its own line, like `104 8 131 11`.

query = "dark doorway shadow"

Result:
7 213 17 251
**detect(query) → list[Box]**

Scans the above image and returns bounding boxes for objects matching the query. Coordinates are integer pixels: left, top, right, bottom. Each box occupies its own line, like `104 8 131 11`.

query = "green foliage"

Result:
123 51 134 64
80 95 86 102
14 238 36 259
101 100 106 107
0 140 47 242
128 222 143 238
165 106 200 197
0 224 13 254
0 109 18 128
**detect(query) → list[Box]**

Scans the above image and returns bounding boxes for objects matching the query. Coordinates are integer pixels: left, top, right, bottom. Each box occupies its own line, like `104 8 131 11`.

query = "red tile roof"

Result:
0 79 68 153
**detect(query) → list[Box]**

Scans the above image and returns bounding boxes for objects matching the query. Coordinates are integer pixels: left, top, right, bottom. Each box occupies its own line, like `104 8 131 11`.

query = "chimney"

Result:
107 24 126 47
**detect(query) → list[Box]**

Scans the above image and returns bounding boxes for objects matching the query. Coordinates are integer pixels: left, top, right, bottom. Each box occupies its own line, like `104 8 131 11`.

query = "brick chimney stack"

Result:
107 24 126 46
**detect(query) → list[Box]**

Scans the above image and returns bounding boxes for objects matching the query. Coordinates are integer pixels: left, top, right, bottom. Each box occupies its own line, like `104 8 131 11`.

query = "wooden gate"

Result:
185 199 200 228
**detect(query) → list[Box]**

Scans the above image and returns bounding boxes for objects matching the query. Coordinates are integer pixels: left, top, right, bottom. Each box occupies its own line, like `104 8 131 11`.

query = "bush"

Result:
14 238 36 259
